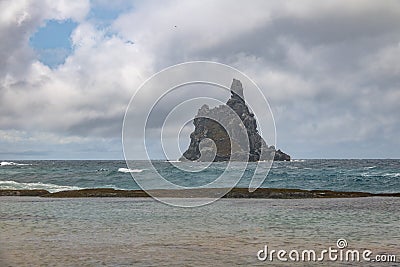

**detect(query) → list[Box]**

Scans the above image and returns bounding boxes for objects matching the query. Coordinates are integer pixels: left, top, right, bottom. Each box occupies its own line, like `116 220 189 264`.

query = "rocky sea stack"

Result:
180 79 290 162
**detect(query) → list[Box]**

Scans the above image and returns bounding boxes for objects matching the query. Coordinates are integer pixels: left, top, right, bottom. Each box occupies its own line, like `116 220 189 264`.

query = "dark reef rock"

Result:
0 189 50 196
180 79 291 162
2 188 398 199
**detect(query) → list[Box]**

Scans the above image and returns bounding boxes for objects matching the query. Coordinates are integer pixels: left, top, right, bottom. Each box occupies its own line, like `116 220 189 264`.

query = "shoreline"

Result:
1 187 399 198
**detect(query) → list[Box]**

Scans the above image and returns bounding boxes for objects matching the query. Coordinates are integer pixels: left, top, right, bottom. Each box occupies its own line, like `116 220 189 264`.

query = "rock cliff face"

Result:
180 79 290 162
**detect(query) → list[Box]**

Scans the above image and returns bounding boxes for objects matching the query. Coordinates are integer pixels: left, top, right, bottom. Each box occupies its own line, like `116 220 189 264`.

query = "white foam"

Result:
118 168 143 173
364 166 376 169
0 180 82 193
290 159 306 162
1 161 31 166
382 172 400 178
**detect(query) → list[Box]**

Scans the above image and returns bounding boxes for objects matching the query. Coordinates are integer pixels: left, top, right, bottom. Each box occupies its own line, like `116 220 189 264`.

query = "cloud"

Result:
0 0 399 158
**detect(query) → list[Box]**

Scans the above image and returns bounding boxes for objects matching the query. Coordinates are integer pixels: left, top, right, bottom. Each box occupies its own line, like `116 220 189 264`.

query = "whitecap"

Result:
360 172 373 177
0 180 82 193
382 172 400 178
1 161 31 166
364 166 376 169
118 168 144 173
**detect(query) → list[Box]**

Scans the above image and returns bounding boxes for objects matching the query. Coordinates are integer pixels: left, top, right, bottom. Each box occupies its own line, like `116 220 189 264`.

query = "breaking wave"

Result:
0 180 82 193
118 168 144 173
1 161 31 166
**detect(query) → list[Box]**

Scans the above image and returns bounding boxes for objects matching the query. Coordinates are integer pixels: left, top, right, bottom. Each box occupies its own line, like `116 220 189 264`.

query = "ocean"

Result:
1 159 399 193
1 160 399 266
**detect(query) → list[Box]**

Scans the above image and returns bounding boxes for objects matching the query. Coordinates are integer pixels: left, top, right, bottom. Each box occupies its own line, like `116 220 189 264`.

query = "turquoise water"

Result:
1 159 400 193
0 197 399 266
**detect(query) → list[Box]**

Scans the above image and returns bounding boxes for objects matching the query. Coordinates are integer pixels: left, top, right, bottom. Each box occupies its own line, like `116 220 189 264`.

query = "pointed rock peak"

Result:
230 78 244 100
180 77 291 162
197 104 210 116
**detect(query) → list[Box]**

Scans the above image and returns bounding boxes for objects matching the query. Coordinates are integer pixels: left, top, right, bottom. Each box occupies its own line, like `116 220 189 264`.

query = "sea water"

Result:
1 160 399 266
0 197 399 266
1 159 399 193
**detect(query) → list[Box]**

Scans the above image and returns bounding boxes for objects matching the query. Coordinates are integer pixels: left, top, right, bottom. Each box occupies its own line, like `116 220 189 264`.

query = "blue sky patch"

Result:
88 0 134 28
30 19 77 68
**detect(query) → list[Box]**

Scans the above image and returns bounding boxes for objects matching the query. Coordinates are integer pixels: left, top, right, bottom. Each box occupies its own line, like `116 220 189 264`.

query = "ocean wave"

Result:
290 159 306 162
118 168 144 173
360 172 372 177
382 172 400 178
102 184 125 190
360 171 400 178
0 180 82 193
1 161 31 166
364 166 376 169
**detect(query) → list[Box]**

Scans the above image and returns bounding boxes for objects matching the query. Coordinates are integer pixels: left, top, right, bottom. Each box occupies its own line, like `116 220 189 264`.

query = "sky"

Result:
0 0 399 159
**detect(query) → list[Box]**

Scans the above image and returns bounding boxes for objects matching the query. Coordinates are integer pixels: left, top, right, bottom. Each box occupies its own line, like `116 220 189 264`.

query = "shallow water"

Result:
0 197 399 266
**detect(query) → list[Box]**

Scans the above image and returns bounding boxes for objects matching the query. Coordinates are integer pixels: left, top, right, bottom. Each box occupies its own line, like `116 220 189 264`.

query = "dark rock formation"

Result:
2 188 398 198
274 149 291 161
0 189 49 196
180 79 291 162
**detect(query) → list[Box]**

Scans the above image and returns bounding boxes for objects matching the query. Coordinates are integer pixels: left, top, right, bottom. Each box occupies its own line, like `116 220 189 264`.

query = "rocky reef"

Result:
1 188 399 198
180 79 290 162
